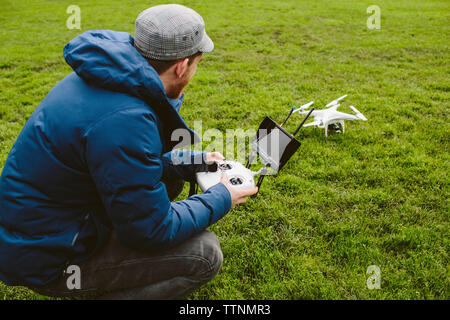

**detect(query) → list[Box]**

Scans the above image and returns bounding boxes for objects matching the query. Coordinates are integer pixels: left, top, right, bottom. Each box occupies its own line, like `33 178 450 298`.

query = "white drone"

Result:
289 95 368 137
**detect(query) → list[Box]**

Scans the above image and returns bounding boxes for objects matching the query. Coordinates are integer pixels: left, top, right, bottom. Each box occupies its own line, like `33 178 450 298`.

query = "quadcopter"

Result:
281 95 368 137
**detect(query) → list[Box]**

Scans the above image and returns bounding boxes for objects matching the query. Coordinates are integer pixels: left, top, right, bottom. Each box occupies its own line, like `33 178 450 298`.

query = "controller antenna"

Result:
292 108 314 137
280 106 295 127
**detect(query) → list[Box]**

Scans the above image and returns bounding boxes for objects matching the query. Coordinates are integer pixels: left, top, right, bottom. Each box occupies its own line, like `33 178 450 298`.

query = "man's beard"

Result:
166 80 187 99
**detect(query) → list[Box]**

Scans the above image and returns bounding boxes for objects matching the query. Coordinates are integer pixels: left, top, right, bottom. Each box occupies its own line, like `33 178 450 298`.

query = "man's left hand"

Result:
205 152 225 164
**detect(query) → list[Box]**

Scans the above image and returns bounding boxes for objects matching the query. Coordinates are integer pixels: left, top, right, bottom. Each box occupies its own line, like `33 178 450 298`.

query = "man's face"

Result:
184 53 203 83
171 53 203 99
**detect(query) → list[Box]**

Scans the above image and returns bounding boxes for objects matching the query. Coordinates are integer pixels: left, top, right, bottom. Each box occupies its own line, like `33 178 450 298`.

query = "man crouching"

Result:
0 4 257 299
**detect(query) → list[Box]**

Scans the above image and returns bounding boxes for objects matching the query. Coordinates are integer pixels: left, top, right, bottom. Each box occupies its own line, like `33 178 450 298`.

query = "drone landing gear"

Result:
326 120 345 137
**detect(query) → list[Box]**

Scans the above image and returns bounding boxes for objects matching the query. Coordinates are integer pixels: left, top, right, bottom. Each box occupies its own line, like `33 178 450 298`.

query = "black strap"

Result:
251 175 265 198
188 161 218 197
188 180 198 196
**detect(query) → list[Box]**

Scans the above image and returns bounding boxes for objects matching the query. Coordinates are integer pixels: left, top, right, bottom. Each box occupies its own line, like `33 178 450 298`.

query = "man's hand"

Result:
205 152 225 164
220 173 258 209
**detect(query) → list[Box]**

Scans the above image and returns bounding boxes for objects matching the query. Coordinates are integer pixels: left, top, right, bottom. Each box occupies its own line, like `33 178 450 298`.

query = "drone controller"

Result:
196 161 256 192
192 108 314 196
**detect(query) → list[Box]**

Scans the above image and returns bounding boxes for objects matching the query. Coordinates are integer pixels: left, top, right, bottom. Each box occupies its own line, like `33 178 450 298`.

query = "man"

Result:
0 4 257 299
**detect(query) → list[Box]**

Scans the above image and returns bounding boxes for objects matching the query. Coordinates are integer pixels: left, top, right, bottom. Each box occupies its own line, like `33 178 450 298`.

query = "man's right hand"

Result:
220 173 258 209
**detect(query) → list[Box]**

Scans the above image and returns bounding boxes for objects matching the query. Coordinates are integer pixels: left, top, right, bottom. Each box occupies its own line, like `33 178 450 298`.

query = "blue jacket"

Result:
0 30 231 287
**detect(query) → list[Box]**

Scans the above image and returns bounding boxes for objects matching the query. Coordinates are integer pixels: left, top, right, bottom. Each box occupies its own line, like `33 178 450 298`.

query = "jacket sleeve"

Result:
161 149 207 182
84 108 231 251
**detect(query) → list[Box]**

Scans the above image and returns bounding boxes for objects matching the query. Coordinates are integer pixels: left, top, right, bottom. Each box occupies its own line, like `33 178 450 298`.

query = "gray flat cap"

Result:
134 4 214 61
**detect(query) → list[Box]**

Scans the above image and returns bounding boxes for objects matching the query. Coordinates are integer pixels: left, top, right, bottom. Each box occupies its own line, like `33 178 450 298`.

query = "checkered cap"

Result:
134 4 214 61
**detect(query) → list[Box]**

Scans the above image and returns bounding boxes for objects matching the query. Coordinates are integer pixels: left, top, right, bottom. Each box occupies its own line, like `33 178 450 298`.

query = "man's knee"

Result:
190 231 223 281
204 232 223 279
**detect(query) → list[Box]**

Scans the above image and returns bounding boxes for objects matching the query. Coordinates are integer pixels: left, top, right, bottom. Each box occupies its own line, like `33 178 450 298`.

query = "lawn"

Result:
0 0 448 299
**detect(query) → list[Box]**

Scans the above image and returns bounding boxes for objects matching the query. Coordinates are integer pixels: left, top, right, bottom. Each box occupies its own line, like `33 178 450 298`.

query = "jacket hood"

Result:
63 30 199 149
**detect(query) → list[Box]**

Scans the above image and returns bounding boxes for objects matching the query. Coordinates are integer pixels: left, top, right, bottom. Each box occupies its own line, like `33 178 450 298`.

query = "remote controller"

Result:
195 160 256 192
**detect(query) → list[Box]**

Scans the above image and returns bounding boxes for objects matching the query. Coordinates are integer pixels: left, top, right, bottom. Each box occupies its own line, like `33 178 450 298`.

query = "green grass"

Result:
0 0 449 300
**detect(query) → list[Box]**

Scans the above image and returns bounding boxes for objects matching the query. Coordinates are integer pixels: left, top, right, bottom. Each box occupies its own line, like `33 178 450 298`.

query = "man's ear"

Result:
175 58 189 78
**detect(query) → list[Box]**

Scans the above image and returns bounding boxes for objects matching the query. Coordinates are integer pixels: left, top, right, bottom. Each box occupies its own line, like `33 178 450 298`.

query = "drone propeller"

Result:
329 103 341 110
349 106 368 121
281 101 314 127
292 101 314 114
325 94 347 108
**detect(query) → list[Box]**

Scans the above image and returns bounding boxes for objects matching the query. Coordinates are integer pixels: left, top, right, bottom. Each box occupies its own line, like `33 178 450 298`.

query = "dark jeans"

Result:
28 179 223 300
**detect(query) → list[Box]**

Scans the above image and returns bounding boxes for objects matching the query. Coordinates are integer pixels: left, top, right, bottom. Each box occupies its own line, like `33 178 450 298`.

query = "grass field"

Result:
0 0 449 300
